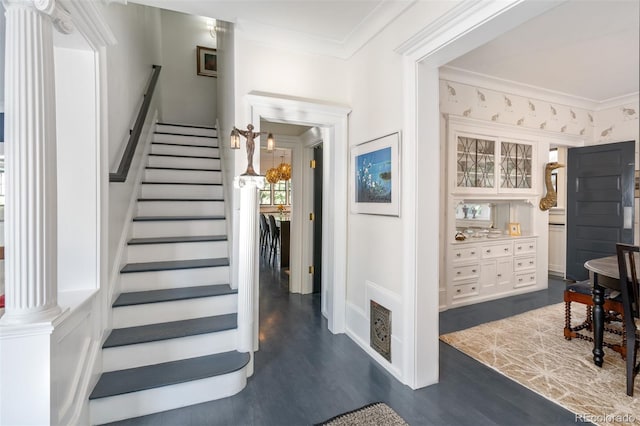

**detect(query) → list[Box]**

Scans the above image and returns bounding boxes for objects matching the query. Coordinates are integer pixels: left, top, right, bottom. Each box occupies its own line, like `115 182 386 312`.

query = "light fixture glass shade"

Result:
230 128 240 149
266 133 275 152
265 168 280 184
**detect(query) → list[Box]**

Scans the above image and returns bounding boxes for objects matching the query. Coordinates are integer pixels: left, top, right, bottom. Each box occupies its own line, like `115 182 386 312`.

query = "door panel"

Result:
313 144 323 293
566 141 635 281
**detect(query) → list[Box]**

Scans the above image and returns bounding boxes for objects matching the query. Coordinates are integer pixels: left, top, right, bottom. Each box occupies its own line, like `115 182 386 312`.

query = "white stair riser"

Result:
145 168 222 183
112 294 237 328
151 143 219 158
137 200 225 217
127 240 228 263
132 220 227 238
120 266 230 292
148 155 221 170
90 368 247 425
156 124 217 137
154 133 217 146
141 183 223 199
102 329 237 372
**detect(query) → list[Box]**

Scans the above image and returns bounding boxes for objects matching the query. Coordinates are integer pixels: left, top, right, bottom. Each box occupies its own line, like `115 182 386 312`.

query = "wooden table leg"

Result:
592 273 605 367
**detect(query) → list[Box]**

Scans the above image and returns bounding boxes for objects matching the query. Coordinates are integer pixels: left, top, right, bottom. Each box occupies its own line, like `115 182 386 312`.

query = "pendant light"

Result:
265 150 280 184
277 153 292 181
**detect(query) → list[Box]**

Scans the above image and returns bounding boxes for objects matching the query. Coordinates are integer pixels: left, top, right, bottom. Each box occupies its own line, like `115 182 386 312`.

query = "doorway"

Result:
312 144 323 294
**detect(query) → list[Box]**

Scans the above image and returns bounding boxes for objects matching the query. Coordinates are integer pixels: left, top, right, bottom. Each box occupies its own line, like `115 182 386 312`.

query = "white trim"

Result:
247 92 350 334
596 92 640 111
60 0 117 49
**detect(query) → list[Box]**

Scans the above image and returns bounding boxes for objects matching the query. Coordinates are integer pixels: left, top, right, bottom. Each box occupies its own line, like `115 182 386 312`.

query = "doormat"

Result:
315 402 408 426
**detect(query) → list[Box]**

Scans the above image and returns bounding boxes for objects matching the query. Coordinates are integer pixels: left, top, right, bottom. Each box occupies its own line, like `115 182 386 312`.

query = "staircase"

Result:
90 124 250 425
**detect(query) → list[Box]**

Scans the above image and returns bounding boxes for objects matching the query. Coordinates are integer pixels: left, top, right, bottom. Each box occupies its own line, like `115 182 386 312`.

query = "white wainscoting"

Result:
345 280 403 381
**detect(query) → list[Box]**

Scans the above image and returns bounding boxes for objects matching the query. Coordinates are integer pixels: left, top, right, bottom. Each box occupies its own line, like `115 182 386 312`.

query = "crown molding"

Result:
440 66 640 112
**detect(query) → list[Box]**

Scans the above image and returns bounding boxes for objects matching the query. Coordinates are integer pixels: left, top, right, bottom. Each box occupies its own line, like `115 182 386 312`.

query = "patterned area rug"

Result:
440 303 639 426
316 402 408 426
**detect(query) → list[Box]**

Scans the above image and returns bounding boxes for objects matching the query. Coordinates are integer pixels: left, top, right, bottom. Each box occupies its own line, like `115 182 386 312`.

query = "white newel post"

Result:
234 175 264 377
0 1 72 424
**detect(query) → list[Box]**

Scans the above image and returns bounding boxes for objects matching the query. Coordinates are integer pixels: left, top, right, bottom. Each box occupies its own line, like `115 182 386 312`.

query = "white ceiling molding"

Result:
395 0 563 63
61 0 117 48
441 66 640 112
235 1 413 59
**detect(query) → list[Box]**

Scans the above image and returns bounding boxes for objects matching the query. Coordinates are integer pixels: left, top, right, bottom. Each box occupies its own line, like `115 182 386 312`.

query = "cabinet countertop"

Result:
451 235 537 245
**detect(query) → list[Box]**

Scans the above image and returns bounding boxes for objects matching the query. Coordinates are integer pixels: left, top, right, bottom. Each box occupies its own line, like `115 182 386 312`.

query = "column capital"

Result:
234 175 266 190
2 0 74 34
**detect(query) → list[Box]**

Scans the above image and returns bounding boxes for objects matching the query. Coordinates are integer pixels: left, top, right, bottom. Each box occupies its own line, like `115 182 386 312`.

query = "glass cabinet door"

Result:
456 137 495 189
500 142 532 189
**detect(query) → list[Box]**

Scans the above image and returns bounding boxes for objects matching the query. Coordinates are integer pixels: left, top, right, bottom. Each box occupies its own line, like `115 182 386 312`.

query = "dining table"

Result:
583 255 637 367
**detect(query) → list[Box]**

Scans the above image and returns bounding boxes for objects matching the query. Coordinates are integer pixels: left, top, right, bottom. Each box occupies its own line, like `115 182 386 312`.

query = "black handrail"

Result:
109 65 162 183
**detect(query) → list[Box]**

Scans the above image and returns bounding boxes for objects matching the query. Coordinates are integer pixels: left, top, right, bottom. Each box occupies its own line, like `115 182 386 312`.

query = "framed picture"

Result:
508 222 521 236
350 132 400 216
196 46 217 78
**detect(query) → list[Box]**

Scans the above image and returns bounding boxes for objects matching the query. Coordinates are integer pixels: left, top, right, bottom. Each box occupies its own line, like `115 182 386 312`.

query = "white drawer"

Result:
514 255 536 271
451 282 480 300
514 239 536 255
481 242 513 259
514 271 536 288
452 263 480 281
451 246 480 262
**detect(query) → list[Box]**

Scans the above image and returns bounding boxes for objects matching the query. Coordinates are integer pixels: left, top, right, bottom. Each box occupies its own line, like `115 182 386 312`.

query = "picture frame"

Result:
508 222 521 236
196 46 217 78
350 132 401 216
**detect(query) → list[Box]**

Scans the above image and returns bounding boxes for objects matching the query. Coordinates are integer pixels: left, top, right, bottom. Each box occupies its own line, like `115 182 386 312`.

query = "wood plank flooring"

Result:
107 266 589 425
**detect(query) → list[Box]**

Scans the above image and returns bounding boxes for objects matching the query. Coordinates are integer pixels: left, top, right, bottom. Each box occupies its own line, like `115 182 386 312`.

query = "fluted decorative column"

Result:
234 175 265 376
0 0 72 325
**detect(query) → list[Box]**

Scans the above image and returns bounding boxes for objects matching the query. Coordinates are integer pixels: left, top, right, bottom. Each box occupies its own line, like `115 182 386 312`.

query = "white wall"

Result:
0 2 5 113
104 3 163 277
160 10 217 126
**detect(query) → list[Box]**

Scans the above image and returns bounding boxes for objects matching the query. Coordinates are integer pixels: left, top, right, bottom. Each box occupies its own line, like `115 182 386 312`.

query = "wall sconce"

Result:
230 124 275 176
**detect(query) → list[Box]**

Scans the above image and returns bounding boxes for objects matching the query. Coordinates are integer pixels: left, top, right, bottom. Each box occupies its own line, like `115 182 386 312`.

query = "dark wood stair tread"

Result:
146 166 221 172
155 131 217 139
103 313 237 348
133 215 225 222
149 153 220 160
152 142 218 149
113 284 236 307
89 351 249 399
128 235 227 245
120 258 229 273
137 198 224 202
157 122 216 130
141 181 223 186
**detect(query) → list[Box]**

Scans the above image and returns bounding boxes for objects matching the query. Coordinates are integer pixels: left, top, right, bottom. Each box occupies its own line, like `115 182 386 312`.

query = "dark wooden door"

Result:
566 141 635 281
313 144 323 293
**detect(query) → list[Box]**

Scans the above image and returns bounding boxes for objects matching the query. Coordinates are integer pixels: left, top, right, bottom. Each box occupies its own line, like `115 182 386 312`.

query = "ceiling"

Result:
445 0 639 104
130 0 414 58
130 0 639 103
261 121 313 137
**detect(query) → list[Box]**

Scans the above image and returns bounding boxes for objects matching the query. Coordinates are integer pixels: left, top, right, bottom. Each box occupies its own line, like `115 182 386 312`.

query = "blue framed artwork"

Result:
350 132 400 216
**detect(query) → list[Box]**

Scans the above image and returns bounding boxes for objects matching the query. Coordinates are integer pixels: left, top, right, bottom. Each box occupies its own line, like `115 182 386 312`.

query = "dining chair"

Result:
615 243 640 396
259 213 269 255
268 214 280 264
563 280 625 358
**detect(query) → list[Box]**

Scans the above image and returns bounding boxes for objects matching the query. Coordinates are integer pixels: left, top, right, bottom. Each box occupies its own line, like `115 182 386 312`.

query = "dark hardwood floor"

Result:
108 263 588 426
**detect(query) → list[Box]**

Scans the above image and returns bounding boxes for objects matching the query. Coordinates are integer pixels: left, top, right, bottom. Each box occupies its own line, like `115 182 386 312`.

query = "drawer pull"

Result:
486 249 491 253
472 269 476 273
456 289 461 293
497 273 502 277
456 253 461 257
504 248 509 252
456 271 461 275
517 262 522 266
529 261 534 265
471 287 476 290
529 245 534 249
470 251 475 255
517 246 522 250
519 278 523 282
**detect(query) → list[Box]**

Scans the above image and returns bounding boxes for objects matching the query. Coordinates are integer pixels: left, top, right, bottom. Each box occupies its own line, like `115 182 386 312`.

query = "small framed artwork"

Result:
350 132 401 216
196 46 217 78
508 222 521 236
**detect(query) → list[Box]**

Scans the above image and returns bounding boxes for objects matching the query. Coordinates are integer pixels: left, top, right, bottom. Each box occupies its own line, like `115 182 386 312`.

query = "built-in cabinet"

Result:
449 237 537 306
444 116 543 309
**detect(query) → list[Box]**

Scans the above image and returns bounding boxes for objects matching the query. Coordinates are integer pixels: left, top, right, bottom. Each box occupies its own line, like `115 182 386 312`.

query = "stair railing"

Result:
109 65 162 183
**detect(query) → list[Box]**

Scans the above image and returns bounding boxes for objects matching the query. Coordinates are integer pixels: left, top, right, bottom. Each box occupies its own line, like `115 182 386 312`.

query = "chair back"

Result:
259 213 268 233
268 215 279 239
616 243 640 329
